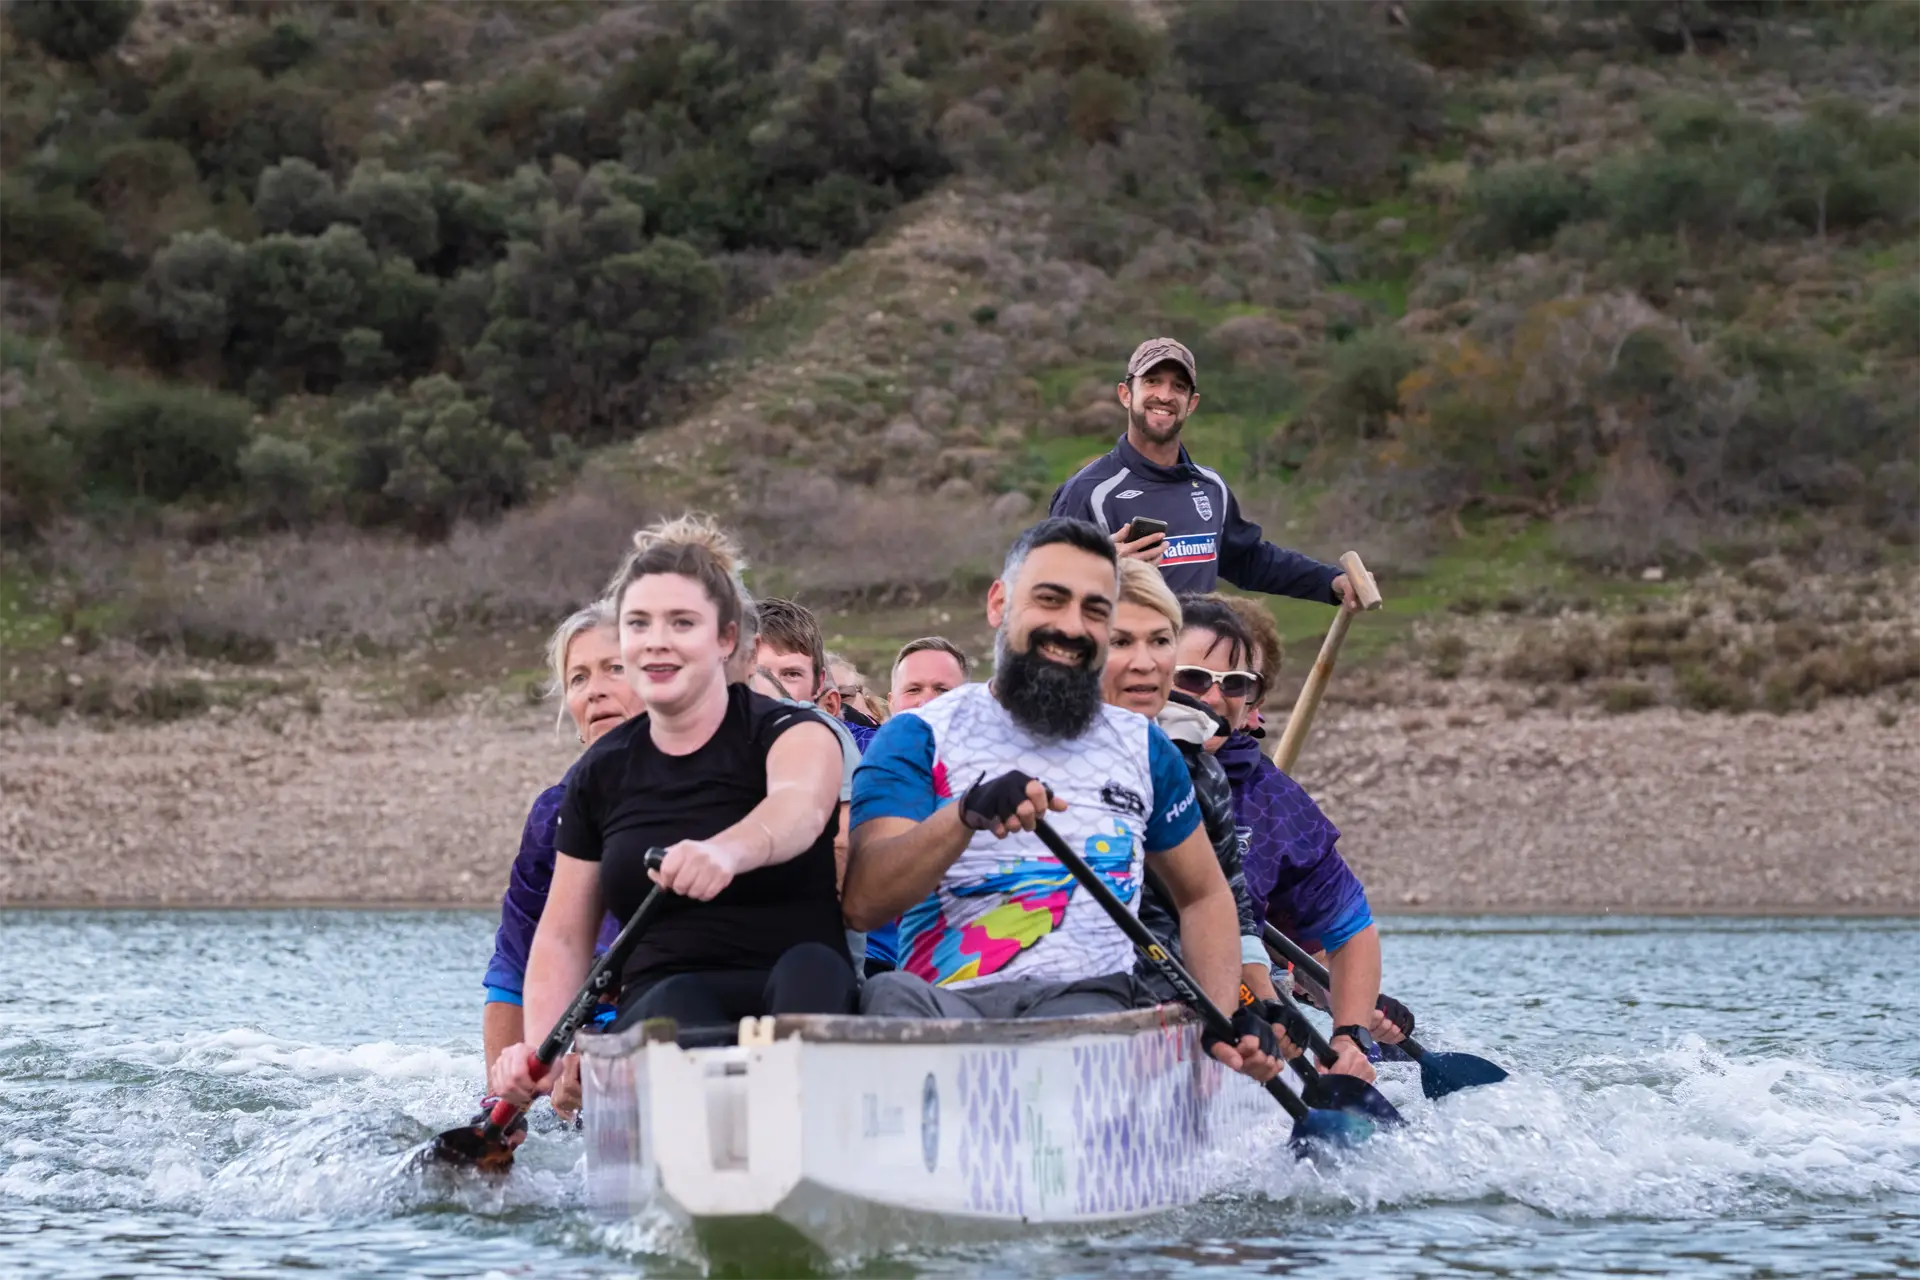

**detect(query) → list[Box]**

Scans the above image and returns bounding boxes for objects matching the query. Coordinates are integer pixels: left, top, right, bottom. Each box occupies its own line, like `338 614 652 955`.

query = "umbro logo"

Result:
1115 489 1143 499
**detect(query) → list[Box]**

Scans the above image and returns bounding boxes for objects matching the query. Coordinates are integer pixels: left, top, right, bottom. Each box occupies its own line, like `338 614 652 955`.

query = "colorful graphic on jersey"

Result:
1160 533 1218 566
900 826 1140 986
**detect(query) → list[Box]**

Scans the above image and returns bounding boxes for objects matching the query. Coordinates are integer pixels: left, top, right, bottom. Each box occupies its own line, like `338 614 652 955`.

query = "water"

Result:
1 913 1916 1279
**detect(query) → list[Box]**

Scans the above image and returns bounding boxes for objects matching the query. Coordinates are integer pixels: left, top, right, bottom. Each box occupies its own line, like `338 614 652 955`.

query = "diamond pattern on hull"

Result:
1072 1023 1256 1216
956 1047 1023 1216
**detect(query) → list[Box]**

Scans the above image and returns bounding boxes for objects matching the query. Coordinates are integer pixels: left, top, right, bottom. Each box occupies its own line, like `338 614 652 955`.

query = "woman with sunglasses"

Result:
1176 596 1399 1083
1101 562 1284 1012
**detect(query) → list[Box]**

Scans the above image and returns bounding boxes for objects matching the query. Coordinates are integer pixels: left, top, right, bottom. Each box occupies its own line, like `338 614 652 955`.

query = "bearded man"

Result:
1050 338 1361 610
844 518 1282 1084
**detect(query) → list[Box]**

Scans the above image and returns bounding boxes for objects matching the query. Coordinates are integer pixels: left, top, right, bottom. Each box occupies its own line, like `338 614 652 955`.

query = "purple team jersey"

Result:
1215 733 1373 955
483 777 621 1005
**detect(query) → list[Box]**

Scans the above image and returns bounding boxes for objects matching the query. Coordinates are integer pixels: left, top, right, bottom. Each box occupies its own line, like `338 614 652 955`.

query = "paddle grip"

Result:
1033 819 1315 1123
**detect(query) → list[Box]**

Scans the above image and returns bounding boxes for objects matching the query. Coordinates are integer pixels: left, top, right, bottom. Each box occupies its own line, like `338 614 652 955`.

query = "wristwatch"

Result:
1331 1024 1377 1056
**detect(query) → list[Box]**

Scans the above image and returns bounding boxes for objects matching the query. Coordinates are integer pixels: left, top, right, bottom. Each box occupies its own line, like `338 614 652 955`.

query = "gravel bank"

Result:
2 689 1914 912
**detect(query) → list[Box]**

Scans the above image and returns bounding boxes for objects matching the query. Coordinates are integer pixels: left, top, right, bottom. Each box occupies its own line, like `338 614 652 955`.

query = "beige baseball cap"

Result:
1125 337 1197 386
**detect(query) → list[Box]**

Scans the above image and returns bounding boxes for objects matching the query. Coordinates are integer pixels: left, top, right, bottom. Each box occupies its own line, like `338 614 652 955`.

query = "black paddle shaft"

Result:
474 848 670 1144
530 847 671 1067
1028 819 1311 1122
1262 922 1432 1058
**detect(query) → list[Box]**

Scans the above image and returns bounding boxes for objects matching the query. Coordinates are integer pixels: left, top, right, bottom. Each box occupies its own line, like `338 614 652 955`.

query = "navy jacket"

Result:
1049 435 1340 602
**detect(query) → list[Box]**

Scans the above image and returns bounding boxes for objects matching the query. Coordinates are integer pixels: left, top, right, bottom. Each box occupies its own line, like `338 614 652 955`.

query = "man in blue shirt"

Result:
1050 337 1362 610
843 517 1282 1083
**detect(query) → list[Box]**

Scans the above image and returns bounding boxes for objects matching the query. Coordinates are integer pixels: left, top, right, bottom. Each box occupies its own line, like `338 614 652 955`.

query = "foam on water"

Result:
1237 1036 1920 1222
3 911 1916 1279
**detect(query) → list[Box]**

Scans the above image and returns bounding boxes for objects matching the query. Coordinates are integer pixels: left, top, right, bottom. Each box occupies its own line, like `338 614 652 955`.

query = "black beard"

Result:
993 626 1103 741
1129 403 1185 447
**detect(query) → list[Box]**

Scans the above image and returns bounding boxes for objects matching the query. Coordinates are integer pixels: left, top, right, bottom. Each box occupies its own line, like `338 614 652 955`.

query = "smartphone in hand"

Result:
1124 517 1168 542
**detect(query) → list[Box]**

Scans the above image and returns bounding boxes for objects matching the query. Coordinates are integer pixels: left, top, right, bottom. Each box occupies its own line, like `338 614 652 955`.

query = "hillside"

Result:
2 0 1917 730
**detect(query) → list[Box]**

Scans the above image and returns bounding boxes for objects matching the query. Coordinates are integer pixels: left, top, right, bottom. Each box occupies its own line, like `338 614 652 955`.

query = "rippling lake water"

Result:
1 912 1915 1278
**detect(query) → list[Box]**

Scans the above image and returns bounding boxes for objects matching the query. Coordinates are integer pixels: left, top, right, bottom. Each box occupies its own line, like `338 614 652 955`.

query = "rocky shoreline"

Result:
2 684 1915 914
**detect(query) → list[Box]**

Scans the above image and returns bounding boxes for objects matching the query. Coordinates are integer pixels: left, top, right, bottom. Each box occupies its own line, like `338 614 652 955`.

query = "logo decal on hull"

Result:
921 1072 940 1172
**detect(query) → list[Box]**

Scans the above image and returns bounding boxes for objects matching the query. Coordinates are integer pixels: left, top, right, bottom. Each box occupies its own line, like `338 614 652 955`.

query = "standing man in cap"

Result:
1050 338 1361 610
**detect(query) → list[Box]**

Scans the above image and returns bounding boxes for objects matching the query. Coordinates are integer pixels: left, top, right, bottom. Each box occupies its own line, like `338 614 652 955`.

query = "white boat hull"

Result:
579 1007 1281 1256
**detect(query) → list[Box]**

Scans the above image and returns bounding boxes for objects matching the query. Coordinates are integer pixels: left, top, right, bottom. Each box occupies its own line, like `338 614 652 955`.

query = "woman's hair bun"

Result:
626 513 746 584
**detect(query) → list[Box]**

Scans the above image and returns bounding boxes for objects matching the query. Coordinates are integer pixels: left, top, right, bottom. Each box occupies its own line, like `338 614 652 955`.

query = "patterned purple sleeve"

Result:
483 783 619 1001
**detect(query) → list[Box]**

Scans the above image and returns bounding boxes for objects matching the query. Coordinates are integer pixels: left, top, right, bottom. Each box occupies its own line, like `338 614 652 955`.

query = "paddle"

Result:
1269 550 1381 771
423 847 669 1171
1029 818 1373 1153
1264 923 1508 1100
1260 985 1405 1126
1139 865 1403 1127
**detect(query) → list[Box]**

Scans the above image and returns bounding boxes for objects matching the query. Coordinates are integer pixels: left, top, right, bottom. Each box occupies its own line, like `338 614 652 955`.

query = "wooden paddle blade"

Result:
1289 1107 1375 1155
423 1122 518 1173
1301 1071 1406 1126
1416 1050 1510 1100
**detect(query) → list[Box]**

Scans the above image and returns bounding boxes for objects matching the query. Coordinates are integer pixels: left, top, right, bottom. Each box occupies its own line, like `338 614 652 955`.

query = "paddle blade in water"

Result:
422 1123 517 1173
1417 1050 1510 1100
1302 1072 1406 1126
1288 1107 1375 1155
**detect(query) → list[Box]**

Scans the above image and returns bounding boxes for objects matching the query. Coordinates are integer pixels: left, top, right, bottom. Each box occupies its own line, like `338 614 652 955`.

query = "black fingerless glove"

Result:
959 770 1044 831
1203 1007 1280 1061
1257 998 1316 1053
1376 993 1415 1038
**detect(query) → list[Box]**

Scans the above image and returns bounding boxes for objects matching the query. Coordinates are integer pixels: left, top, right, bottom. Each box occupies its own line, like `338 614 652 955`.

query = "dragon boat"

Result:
578 1005 1282 1257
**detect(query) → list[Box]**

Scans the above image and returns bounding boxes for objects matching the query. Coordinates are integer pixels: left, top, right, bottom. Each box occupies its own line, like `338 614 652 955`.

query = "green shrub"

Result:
232 225 440 390
1600 680 1659 714
1677 665 1752 713
74 386 253 504
0 181 121 281
5 0 138 63
1598 97 1918 242
336 374 532 531
238 434 331 526
1170 0 1436 195
343 163 439 263
0 408 76 536
144 64 331 191
85 139 203 252
461 161 722 444
1407 0 1538 68
1466 163 1592 254
254 158 343 237
1320 328 1421 438
131 679 211 723
1850 0 1920 46
1866 278 1920 358
246 20 319 77
136 228 247 364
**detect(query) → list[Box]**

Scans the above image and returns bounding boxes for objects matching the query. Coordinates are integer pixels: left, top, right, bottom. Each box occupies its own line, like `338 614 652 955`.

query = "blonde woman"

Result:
1100 561 1280 1010
479 601 643 1126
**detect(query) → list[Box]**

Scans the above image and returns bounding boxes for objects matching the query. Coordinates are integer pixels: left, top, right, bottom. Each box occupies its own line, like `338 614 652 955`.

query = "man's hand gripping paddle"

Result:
1269 551 1380 770
420 848 669 1172
1265 924 1508 1100
1028 818 1373 1154
1245 981 1405 1126
1135 864 1404 1128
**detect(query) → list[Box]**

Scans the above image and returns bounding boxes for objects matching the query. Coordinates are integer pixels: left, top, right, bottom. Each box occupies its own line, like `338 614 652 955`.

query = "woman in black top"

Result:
489 516 855 1107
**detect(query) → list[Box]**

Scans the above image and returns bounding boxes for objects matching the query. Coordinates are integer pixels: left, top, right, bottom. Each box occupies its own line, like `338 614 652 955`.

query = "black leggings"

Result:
612 942 857 1033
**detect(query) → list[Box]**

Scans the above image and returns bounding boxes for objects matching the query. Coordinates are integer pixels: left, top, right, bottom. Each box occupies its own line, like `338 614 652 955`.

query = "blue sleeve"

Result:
1143 724 1203 852
1216 487 1340 603
483 786 566 999
850 713 940 828
1049 471 1095 523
